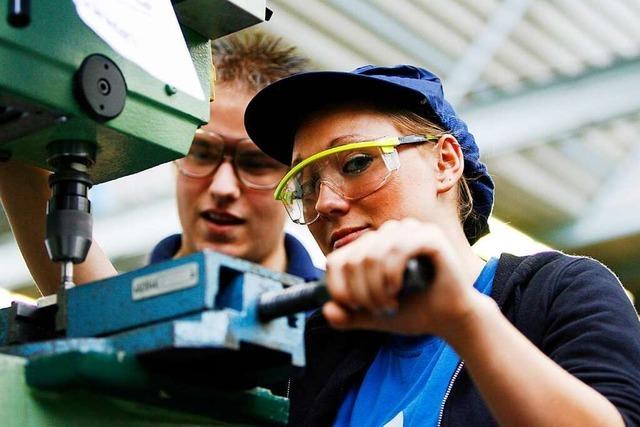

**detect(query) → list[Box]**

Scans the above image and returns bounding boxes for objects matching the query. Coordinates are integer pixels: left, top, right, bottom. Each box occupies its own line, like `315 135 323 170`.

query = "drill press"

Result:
1 4 438 424
0 3 321 424
0 0 266 330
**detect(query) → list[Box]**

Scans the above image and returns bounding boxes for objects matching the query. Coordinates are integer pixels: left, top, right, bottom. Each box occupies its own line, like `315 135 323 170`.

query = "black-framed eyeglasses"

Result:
175 130 288 190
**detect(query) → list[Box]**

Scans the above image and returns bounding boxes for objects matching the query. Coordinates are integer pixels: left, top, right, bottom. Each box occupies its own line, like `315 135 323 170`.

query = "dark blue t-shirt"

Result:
148 233 323 281
334 257 499 427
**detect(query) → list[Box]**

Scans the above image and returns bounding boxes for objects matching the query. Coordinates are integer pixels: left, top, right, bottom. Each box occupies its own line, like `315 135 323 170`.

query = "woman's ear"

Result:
435 134 464 194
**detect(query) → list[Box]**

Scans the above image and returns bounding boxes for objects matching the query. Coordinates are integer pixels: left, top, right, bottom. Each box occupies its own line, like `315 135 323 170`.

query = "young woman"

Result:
244 65 640 426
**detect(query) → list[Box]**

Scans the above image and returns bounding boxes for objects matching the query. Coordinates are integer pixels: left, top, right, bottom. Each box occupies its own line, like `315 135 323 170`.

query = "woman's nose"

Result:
314 181 349 218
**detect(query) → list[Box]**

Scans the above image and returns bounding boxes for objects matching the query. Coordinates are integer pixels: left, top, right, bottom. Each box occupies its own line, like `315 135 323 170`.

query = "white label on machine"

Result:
72 0 205 100
132 262 199 301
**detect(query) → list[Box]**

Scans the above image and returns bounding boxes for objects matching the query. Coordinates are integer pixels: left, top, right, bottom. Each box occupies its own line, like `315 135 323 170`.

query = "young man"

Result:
149 31 320 283
0 30 321 296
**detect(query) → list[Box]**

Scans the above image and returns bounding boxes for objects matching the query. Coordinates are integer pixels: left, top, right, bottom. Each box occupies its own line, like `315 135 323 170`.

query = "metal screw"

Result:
97 78 111 95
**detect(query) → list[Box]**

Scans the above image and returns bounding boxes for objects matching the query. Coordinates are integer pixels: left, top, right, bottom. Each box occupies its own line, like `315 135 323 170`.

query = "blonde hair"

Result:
211 30 309 92
388 110 476 227
297 99 483 242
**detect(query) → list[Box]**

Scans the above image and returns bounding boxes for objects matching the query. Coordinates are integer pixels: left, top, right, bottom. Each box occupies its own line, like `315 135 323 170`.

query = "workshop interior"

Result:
0 0 639 425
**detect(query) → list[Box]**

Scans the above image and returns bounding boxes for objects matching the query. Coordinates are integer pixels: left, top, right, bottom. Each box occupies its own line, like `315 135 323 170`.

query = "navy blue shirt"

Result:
148 233 323 281
288 252 640 427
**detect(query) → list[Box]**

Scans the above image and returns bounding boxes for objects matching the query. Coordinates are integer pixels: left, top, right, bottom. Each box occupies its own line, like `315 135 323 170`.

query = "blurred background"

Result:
1 0 638 307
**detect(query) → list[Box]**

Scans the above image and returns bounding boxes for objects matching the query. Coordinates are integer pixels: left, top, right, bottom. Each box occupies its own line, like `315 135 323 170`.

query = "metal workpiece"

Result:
0 300 57 346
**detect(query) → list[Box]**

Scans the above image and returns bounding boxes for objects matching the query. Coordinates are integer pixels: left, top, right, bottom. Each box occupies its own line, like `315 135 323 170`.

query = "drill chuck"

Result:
44 141 95 265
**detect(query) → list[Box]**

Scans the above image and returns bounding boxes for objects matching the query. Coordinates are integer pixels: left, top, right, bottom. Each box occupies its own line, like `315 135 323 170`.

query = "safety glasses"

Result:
275 134 438 224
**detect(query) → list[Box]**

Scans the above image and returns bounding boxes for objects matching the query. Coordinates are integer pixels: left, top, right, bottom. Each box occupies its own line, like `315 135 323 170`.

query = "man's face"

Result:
176 84 288 267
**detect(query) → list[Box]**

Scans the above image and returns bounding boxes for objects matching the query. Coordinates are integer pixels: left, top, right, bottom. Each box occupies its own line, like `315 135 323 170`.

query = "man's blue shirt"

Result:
148 233 323 281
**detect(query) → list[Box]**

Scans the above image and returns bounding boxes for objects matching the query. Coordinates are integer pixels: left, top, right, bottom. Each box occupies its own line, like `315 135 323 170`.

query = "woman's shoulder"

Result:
495 251 638 338
495 250 625 299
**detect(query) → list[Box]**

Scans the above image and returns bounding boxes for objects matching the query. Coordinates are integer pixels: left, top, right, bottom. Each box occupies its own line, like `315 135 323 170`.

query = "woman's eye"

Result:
342 154 373 175
301 181 316 198
300 177 319 200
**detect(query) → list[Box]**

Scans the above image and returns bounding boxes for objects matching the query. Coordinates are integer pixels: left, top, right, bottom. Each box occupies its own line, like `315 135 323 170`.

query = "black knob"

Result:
74 54 127 121
8 0 30 28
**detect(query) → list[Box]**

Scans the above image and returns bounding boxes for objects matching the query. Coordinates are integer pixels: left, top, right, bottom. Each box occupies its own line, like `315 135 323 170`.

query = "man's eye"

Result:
239 159 268 170
188 151 213 162
238 155 278 170
342 154 373 175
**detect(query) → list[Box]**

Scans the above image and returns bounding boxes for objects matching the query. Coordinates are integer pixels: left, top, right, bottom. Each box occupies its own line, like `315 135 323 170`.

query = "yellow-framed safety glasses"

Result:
274 134 439 225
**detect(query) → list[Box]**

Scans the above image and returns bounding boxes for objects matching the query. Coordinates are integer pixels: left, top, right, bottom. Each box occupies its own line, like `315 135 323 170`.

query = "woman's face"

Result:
293 107 451 255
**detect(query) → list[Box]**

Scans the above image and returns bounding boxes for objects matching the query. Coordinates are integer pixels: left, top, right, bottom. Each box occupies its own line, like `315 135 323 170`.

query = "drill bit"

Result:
61 261 75 289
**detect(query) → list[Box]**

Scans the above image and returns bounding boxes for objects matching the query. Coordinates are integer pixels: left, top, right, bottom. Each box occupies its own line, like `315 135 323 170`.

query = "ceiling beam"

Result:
461 59 640 157
444 0 532 106
544 145 640 247
325 0 453 71
262 1 369 70
489 153 587 217
549 205 640 249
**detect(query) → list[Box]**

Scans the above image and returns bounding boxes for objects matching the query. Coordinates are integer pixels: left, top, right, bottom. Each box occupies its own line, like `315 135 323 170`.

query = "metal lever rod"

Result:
257 256 435 322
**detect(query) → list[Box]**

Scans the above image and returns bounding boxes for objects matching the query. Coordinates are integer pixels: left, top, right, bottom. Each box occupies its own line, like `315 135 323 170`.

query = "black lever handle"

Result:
257 256 435 322
8 0 30 27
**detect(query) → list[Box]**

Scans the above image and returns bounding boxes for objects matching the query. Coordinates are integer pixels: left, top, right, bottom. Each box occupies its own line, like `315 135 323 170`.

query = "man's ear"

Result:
435 134 464 194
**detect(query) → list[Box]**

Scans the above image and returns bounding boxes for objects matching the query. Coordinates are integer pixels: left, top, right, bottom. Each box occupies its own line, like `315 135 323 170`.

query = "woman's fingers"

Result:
321 218 477 335
322 301 346 326
327 228 405 313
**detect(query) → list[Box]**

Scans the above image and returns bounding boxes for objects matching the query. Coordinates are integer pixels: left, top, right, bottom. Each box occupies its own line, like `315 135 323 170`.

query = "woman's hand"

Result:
322 218 489 337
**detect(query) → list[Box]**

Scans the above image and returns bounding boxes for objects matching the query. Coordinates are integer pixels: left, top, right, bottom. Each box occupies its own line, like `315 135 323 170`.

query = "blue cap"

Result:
245 64 494 244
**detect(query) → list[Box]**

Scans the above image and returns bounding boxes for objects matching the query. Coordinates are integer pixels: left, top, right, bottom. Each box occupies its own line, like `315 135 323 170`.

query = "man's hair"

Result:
211 29 310 92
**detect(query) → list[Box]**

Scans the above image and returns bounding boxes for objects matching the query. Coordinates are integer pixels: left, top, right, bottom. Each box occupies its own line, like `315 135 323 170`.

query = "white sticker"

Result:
132 262 198 300
72 0 204 100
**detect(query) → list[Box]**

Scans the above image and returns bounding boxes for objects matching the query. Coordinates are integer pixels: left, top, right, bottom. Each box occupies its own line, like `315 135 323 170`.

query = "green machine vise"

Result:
0 0 267 289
